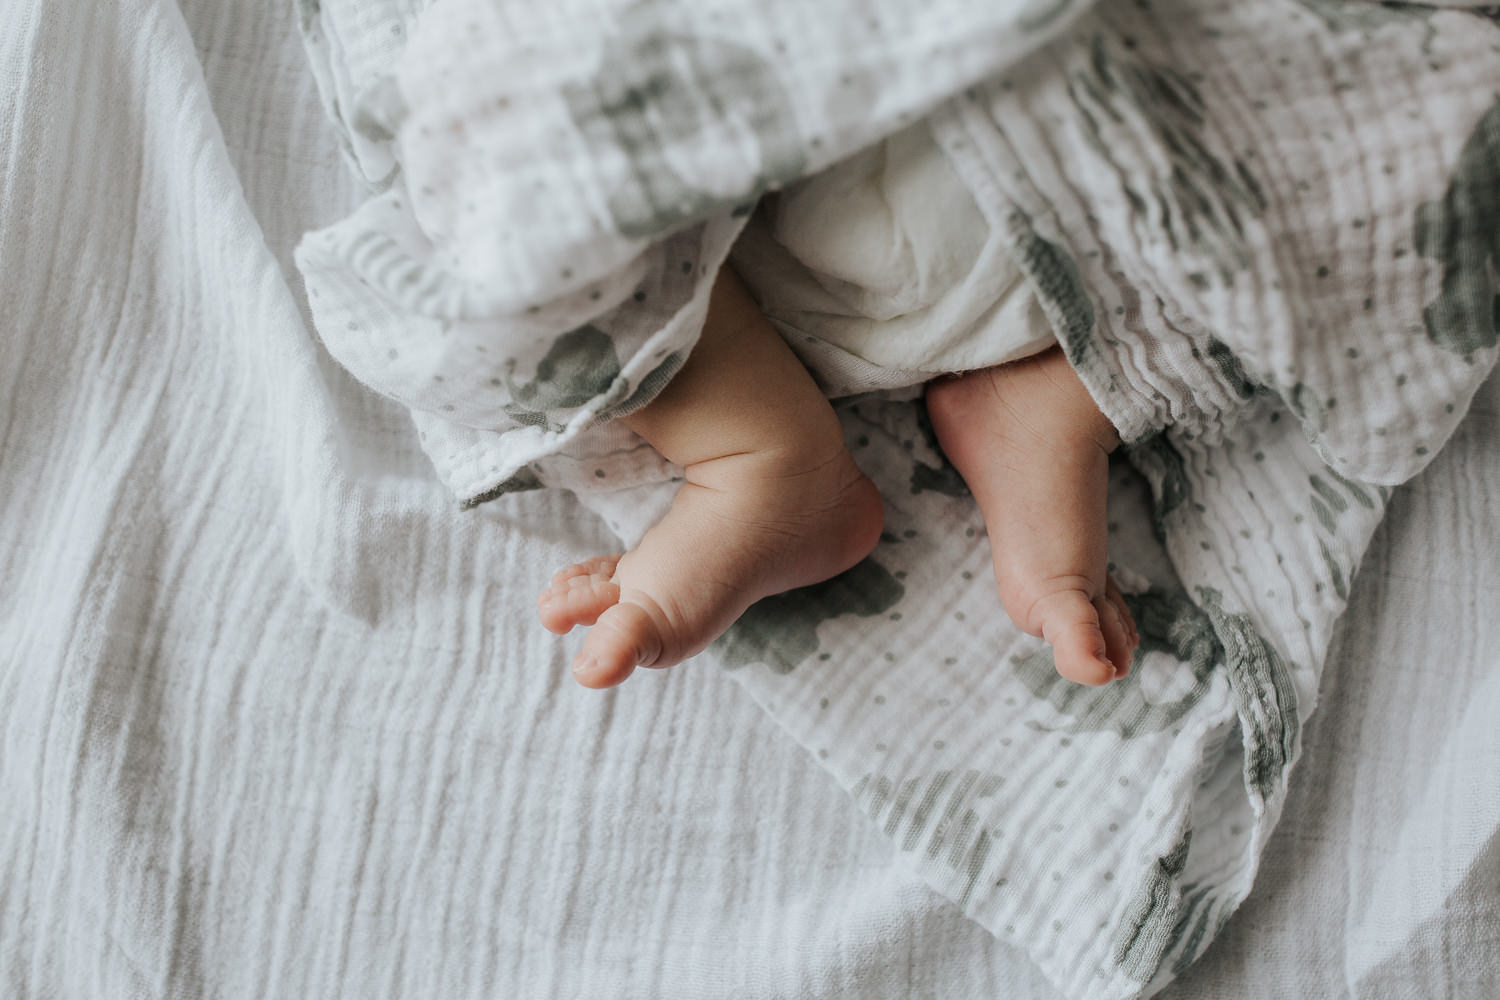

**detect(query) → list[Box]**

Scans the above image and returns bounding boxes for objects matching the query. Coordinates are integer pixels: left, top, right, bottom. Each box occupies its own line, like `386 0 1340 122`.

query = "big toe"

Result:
571 599 667 689
1034 590 1118 686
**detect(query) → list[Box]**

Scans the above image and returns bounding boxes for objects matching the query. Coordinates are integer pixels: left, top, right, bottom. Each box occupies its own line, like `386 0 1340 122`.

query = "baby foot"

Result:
538 444 884 688
926 347 1138 685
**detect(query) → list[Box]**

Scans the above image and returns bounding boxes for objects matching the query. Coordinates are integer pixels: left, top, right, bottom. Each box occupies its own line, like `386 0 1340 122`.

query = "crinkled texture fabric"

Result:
295 0 1093 503
934 0 1500 484
2 1 1498 1000
294 1 1500 997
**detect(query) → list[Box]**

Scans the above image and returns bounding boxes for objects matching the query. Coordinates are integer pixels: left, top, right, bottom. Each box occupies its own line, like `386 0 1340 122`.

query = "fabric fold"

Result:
293 1 1500 997
933 1 1500 483
295 0 1100 503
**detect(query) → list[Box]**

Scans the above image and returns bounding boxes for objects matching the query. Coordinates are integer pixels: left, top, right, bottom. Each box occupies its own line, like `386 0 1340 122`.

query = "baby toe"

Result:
538 569 621 634
573 600 666 689
550 555 622 587
1095 593 1134 679
1034 590 1117 687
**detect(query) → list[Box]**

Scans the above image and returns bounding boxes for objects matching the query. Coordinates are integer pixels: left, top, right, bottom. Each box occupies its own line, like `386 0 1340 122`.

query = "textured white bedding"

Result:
0 1 1495 997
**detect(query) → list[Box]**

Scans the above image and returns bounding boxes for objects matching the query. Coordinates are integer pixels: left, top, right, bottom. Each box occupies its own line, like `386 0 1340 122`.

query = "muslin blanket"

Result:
295 1 1500 996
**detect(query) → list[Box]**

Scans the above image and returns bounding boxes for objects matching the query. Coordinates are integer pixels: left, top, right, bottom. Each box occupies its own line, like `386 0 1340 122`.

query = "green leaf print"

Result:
562 9 808 238
1415 98 1500 362
1113 831 1192 982
851 769 1004 908
1128 433 1192 538
909 401 970 498
1196 587 1299 804
502 325 622 430
1305 470 1378 600
461 465 545 508
1012 587 1222 738
714 558 905 673
1011 222 1097 365
1067 36 1267 284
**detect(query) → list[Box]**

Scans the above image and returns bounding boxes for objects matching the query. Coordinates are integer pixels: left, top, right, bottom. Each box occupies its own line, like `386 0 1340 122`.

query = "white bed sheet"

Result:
0 0 1495 996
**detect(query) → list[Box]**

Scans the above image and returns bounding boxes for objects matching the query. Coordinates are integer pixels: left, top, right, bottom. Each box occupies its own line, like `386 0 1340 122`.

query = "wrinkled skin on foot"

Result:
538 448 884 688
538 266 884 689
540 264 1131 689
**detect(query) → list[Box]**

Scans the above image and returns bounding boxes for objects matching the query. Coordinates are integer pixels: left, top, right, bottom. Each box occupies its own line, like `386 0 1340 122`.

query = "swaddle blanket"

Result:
296 1 1500 997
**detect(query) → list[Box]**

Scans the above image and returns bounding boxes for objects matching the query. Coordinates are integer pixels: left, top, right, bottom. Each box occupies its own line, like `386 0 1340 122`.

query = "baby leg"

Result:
926 348 1138 684
538 268 884 688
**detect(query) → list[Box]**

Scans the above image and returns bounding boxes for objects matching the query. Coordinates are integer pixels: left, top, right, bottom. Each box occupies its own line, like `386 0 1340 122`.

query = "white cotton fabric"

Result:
293 0 1500 995
2 2 1499 1000
294 0 1089 504
730 124 1058 393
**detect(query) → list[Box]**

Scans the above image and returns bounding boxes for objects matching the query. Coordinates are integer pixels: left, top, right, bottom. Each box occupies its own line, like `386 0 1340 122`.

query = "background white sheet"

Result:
0 0 1495 996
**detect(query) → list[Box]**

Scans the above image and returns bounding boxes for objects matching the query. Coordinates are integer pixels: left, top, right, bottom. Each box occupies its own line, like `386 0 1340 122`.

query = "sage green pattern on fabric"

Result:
503 326 622 431
297 1 1500 997
1113 833 1192 982
1013 587 1221 738
461 465 544 510
299 0 1125 508
1197 587 1298 804
1011 220 1097 363
1416 98 1500 362
1205 338 1262 401
909 402 971 498
562 10 807 238
852 769 1004 908
1129 433 1192 537
714 559 905 673
909 453 971 498
1066 35 1267 284
1166 881 1234 978
609 351 687 420
1284 381 1330 450
1307 469 1379 600
1294 0 1433 35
